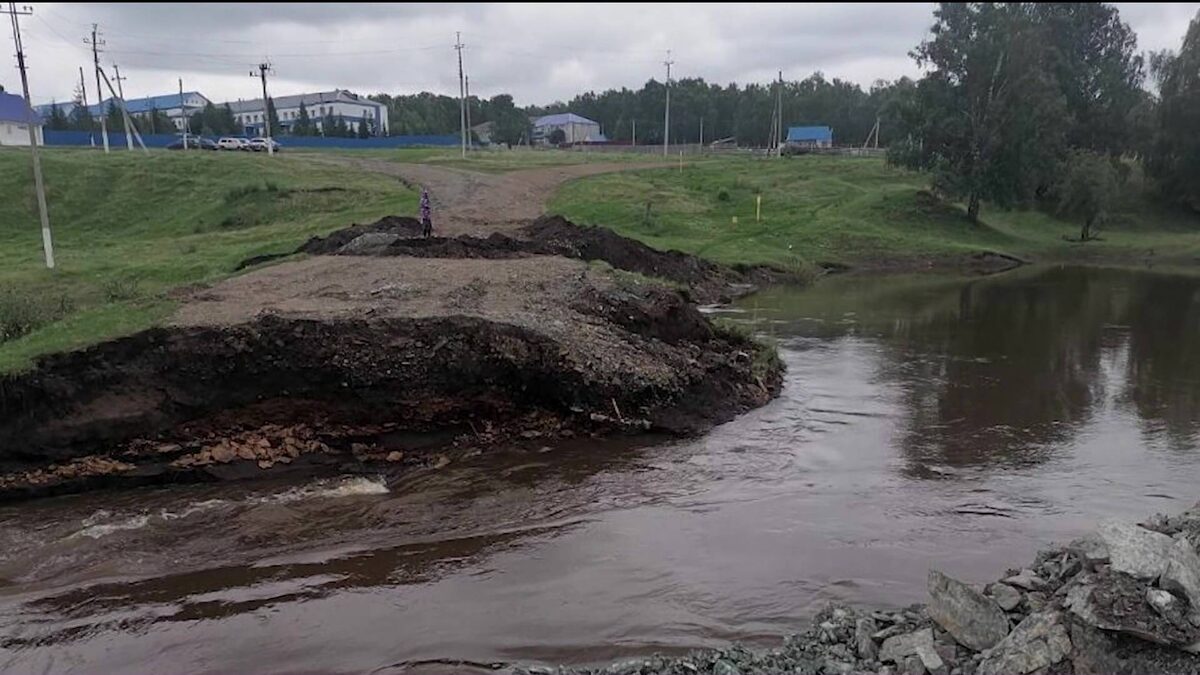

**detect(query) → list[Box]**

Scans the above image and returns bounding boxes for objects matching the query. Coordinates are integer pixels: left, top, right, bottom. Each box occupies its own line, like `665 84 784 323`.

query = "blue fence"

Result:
43 130 459 149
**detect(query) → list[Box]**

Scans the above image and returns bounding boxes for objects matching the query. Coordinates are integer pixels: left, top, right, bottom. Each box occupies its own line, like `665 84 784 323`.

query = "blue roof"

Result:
786 125 833 142
0 91 39 124
534 112 598 127
34 91 207 118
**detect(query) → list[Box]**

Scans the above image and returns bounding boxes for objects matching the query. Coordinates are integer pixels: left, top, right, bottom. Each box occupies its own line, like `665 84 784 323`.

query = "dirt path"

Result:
309 157 663 236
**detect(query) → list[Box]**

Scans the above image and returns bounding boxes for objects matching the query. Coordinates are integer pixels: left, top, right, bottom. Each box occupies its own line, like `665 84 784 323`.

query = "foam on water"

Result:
72 476 388 539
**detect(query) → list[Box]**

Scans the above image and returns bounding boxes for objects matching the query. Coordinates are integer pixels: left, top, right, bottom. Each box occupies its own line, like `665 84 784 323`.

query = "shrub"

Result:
0 290 73 343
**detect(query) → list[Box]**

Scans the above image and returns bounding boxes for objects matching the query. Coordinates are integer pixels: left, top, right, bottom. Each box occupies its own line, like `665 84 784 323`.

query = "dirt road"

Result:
311 156 662 236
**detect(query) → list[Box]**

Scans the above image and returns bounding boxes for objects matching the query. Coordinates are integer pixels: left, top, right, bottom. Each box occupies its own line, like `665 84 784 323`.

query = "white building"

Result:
531 112 604 145
35 92 210 132
225 90 388 137
0 90 43 146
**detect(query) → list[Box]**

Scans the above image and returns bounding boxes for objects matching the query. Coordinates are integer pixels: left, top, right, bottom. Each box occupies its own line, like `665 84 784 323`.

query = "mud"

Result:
281 214 797 304
0 264 781 501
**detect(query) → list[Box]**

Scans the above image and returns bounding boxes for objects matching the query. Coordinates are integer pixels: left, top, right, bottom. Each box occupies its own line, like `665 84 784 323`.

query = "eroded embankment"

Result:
0 246 781 501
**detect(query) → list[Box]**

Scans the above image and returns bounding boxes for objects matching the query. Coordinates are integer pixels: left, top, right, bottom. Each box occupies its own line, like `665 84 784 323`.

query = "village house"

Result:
0 89 44 146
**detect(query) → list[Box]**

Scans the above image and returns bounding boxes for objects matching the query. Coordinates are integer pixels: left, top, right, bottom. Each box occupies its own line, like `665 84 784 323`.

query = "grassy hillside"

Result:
0 148 416 372
308 147 666 173
549 155 1200 272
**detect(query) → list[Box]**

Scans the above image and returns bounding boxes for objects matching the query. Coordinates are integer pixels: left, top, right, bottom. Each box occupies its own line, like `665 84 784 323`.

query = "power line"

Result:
4 2 55 269
251 61 276 155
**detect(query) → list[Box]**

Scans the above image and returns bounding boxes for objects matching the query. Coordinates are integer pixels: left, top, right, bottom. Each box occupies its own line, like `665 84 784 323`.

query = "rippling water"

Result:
1 265 1198 673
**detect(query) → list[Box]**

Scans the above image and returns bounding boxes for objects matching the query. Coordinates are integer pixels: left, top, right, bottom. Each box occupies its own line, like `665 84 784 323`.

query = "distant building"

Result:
471 120 495 145
532 112 604 145
0 90 43 146
34 92 211 132
225 90 388 137
785 125 833 149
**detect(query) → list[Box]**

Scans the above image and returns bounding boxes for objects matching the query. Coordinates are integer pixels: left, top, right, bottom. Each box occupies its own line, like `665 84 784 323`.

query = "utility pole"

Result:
775 70 784 157
251 62 274 156
84 24 108 152
179 77 188 151
662 49 673 157
699 116 704 149
465 74 472 148
455 31 466 158
78 65 94 147
112 63 133 150
632 118 636 147
5 3 55 269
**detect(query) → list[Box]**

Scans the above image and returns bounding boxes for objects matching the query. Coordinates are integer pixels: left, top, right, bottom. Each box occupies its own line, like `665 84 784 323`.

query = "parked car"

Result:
166 137 218 151
248 137 282 153
217 137 251 151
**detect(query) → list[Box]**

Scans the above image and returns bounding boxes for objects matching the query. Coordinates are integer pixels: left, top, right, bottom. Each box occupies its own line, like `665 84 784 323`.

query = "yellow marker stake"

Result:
756 194 762 222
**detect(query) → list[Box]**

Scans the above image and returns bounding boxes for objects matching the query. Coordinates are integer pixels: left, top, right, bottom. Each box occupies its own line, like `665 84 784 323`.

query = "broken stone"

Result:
1065 572 1199 646
1161 537 1200 614
236 445 257 461
976 611 1071 675
351 442 370 454
1097 520 1175 578
927 570 1010 651
432 455 451 469
856 617 878 661
880 628 934 664
257 459 273 469
386 451 405 462
1147 588 1177 617
987 583 1022 611
209 443 235 463
901 654 925 675
1002 569 1046 591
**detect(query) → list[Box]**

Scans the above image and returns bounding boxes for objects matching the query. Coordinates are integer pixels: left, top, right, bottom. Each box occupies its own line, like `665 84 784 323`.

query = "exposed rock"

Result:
987 583 1022 611
1065 572 1200 646
1160 537 1200 615
339 232 400 255
1003 569 1047 591
1148 588 1178 618
856 617 879 661
385 451 404 462
1070 534 1112 569
881 628 935 663
1097 520 1176 578
901 654 926 675
976 611 1071 675
928 570 1010 651
209 443 235 463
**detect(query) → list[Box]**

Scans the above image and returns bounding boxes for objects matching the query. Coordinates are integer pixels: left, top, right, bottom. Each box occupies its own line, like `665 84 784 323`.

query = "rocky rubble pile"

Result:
523 504 1200 675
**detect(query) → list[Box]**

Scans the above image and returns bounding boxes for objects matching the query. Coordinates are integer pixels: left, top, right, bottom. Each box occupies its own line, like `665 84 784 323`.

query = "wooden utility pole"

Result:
84 24 108 152
78 65 94 147
455 32 466 158
5 3 55 268
251 62 274 155
112 63 133 150
662 49 673 157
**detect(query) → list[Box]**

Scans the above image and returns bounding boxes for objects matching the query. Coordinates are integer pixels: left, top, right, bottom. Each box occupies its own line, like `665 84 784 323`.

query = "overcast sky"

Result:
9 3 1200 107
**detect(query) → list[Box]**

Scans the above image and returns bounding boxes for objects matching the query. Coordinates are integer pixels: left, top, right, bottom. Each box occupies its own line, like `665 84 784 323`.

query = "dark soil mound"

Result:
298 215 424 256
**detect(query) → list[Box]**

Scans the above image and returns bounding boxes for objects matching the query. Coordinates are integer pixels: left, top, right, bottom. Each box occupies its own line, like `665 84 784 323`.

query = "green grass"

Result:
549 155 1200 272
0 147 416 372
306 147 667 173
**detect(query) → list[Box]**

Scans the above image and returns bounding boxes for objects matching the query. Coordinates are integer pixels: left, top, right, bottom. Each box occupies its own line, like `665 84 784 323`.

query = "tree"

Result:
906 3 1067 222
488 94 529 146
220 104 237 135
138 107 174 135
548 127 566 145
46 102 69 131
105 100 124 135
266 96 281 136
1057 150 1117 241
357 118 369 138
1145 12 1200 210
294 102 311 136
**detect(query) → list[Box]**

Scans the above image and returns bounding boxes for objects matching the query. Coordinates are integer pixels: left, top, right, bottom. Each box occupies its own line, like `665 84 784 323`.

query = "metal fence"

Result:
42 130 460 149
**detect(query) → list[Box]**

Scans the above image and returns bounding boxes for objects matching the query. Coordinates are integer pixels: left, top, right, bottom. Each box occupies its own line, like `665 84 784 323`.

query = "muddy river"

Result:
2 265 1198 673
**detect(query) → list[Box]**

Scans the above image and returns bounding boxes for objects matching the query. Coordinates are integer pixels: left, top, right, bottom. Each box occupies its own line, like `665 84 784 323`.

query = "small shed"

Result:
785 125 833 149
0 90 43 147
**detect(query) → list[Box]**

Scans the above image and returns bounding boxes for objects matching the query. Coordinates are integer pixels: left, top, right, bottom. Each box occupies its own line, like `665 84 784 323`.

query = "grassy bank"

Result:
308 147 665 173
549 155 1200 272
0 148 416 372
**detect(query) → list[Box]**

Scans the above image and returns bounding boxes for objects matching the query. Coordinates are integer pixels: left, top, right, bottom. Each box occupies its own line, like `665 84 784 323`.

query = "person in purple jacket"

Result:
419 187 433 238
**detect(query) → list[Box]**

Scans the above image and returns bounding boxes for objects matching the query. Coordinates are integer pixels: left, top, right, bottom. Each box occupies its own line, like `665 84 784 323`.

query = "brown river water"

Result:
1 265 1199 674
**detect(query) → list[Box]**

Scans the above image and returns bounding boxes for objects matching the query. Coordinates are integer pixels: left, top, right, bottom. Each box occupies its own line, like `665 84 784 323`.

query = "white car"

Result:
217 137 250 151
248 137 282 153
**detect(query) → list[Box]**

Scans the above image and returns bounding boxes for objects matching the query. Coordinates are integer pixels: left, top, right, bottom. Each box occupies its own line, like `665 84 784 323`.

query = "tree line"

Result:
887 3 1199 227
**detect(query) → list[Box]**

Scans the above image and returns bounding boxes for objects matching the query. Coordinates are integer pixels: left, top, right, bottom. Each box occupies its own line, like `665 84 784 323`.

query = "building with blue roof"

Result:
34 91 210 133
786 125 833 149
532 112 602 145
1 89 43 146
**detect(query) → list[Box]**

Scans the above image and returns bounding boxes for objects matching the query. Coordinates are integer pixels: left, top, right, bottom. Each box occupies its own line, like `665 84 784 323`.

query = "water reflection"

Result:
740 266 1200 474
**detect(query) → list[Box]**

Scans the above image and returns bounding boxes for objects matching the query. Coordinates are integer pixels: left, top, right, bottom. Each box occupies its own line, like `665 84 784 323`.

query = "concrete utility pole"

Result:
98 65 147 153
84 24 108 152
663 49 673 157
5 3 55 269
112 63 133 150
632 118 636 147
455 31 466 158
776 70 784 157
252 62 274 155
178 77 188 150
465 74 472 148
699 116 704 148
78 65 94 147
